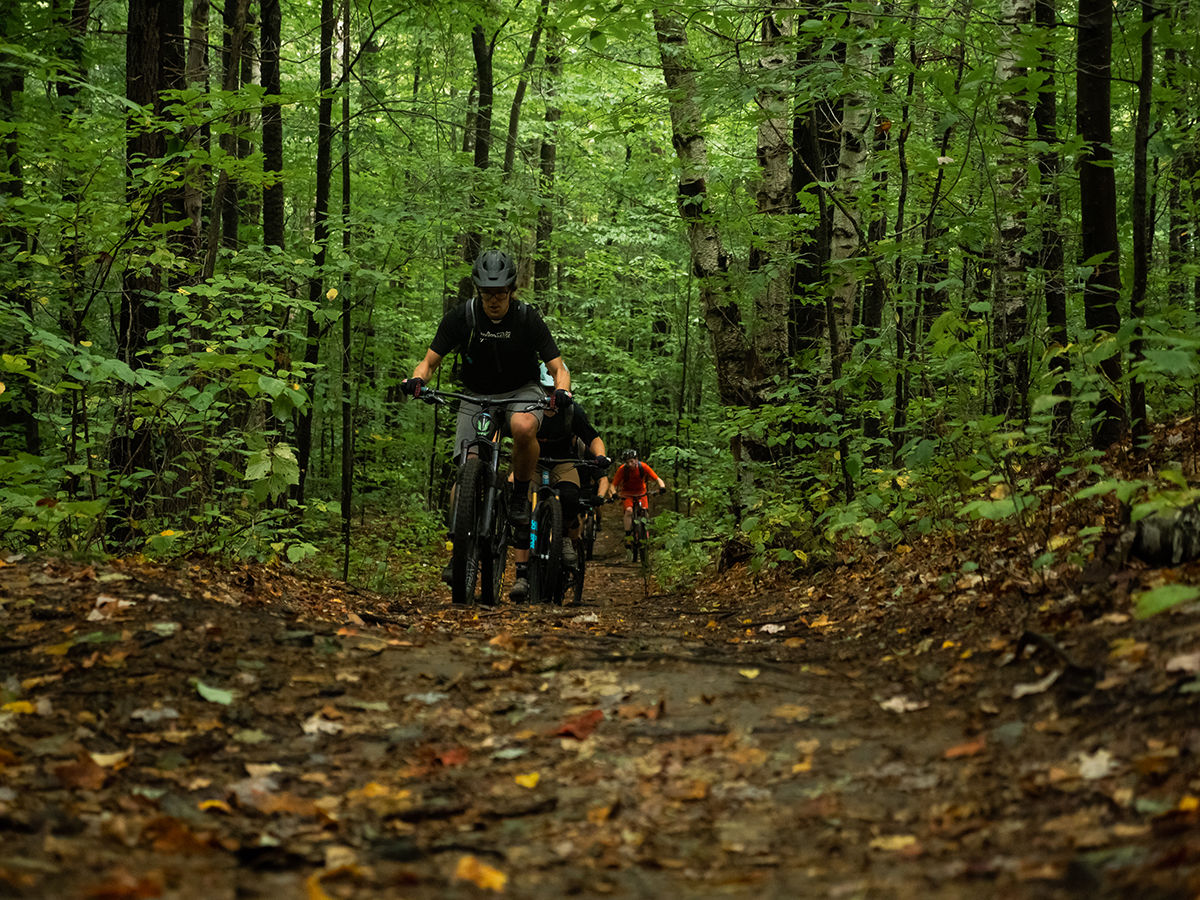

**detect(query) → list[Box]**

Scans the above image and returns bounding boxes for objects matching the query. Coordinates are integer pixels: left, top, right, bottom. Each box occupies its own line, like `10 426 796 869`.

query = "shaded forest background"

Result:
2 0 1200 598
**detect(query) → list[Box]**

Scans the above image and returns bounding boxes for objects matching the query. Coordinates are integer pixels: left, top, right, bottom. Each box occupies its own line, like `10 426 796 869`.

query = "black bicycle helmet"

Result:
622 449 638 461
471 249 517 289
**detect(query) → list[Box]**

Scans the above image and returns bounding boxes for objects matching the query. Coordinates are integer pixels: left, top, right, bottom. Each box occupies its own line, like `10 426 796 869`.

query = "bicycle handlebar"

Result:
417 387 552 414
537 456 611 470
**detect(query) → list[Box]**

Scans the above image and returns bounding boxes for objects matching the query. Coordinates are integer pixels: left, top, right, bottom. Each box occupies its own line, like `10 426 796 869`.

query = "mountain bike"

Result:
579 492 603 561
624 489 659 595
416 388 550 605
528 457 608 605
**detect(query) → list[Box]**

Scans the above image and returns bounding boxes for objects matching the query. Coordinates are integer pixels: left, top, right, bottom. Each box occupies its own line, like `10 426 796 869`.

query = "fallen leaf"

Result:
1166 651 1200 674
54 754 108 790
759 624 785 634
514 772 540 789
454 854 507 892
90 748 133 769
1079 749 1118 780
739 668 760 680
944 736 986 759
771 704 810 722
879 695 928 713
1012 669 1061 698
193 680 235 705
552 709 603 740
870 834 919 852
437 746 470 767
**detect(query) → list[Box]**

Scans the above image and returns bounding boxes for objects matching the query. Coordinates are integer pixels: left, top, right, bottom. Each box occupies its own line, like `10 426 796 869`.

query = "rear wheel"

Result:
528 495 564 605
451 458 488 605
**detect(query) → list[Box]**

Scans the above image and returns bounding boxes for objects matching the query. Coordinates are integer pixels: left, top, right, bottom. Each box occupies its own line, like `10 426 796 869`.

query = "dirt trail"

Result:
1 523 1199 898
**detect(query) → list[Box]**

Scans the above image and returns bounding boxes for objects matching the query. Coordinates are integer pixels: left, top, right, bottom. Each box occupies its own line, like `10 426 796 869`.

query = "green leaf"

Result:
1134 584 1200 619
193 679 235 705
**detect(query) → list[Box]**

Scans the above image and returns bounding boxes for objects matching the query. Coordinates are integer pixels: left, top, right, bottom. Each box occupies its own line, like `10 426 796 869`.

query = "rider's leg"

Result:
507 410 540 566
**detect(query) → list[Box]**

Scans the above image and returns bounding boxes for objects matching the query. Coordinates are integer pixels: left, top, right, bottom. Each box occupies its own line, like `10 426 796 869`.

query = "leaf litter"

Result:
4 444 1200 898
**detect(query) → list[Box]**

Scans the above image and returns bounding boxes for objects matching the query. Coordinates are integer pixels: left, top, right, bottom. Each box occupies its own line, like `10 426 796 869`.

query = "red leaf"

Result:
436 746 470 767
553 709 603 740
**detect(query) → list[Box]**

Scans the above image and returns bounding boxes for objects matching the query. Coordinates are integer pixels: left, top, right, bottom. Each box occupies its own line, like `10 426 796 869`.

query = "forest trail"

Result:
2 520 1200 899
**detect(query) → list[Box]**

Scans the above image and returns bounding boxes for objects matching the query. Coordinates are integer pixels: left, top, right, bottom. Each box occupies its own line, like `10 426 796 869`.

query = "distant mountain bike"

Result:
625 489 660 596
416 388 550 605
528 457 608 605
579 493 604 561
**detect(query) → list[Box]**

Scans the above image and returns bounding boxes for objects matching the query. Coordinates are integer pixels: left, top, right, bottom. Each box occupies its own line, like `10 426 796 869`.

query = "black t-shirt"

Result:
429 298 560 394
538 401 599 459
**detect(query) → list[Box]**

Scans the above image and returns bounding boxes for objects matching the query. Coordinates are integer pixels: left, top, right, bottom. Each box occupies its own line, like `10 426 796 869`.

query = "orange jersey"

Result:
612 461 660 497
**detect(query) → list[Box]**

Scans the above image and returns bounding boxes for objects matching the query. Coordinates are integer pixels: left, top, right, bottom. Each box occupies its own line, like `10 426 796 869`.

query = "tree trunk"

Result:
296 0 336 502
653 11 747 410
200 0 248 279
261 0 284 249
534 32 561 302
113 0 183 539
863 37 894 447
1130 0 1156 442
748 4 793 389
992 0 1034 421
1035 0 1070 439
340 0 353 579
0 0 38 455
456 25 496 305
502 0 549 180
828 7 874 357
1077 0 1126 450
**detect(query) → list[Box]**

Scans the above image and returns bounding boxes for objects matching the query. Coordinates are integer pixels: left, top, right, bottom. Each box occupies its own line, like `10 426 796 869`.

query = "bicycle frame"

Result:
418 387 551 603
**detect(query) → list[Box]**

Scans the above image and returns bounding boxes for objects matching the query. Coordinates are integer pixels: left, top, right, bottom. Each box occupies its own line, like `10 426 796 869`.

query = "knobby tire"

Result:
451 458 488 605
571 540 586 606
481 483 508 605
529 496 564 605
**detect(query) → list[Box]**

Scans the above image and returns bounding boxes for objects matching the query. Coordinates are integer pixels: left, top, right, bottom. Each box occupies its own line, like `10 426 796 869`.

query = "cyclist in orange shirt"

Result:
607 449 666 556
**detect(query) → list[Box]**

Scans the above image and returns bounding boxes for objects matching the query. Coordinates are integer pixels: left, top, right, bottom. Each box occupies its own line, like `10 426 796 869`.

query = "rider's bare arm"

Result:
412 348 443 383
545 356 570 392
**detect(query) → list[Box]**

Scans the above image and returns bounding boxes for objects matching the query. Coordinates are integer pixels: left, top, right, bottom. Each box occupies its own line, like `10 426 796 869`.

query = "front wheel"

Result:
636 517 651 595
571 539 586 606
528 495 564 605
450 458 488 605
480 482 509 605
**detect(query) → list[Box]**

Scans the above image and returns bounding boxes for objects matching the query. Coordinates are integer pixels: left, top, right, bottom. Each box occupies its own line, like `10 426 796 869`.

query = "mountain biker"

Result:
400 249 572 602
527 364 611 569
607 449 665 558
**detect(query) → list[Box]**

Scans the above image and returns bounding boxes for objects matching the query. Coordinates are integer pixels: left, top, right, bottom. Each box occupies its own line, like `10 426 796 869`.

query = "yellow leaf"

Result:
90 748 132 768
304 871 334 900
809 614 833 628
326 288 338 301
941 640 957 650
870 834 918 851
79 341 93 347
160 529 176 537
989 482 1011 500
2 701 34 714
454 854 507 892
739 669 760 680
1179 795 1200 812
199 799 233 813
1048 533 1072 551
514 772 540 789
